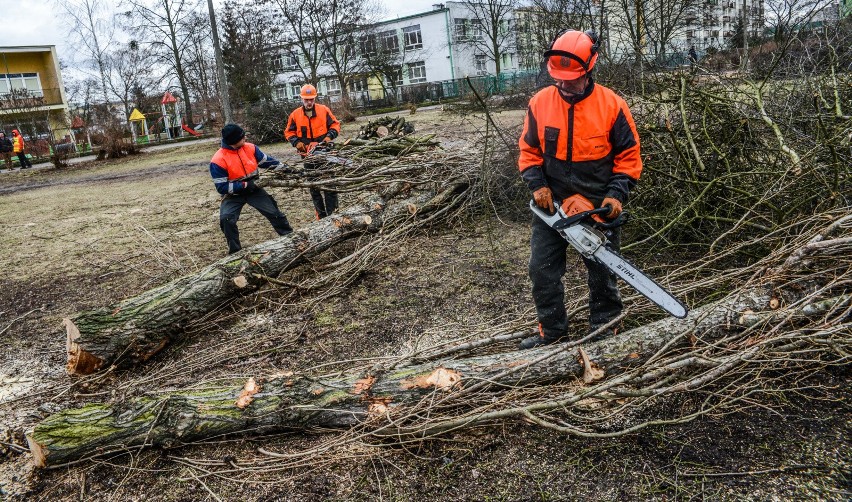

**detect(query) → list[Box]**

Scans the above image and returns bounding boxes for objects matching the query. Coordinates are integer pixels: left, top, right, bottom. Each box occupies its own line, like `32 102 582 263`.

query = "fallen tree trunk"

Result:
31 287 774 467
64 184 460 375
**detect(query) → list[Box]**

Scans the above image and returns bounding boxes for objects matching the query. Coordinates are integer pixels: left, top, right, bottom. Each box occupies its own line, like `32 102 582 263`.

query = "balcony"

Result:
0 88 65 111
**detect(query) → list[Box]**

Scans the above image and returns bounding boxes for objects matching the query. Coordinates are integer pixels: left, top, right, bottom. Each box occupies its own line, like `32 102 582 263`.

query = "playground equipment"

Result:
161 91 183 139
128 108 149 143
181 123 201 137
159 90 204 139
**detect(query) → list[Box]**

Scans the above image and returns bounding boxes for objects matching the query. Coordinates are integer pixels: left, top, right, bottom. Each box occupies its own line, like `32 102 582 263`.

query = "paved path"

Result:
1 136 218 174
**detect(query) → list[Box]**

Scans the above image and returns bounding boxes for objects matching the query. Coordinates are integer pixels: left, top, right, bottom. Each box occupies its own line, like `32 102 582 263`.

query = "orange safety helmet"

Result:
299 84 318 99
544 30 600 80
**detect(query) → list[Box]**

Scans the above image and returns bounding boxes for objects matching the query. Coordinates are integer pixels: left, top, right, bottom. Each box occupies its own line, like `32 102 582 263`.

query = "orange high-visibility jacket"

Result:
12 130 24 153
284 103 340 148
518 83 642 206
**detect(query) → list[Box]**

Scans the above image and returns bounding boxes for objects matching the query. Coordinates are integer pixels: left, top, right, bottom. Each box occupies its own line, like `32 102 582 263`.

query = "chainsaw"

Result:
304 142 352 167
530 199 688 318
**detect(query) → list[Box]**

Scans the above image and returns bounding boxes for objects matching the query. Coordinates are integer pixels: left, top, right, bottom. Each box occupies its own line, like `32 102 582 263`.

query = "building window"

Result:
290 83 301 98
360 34 377 55
285 53 299 69
273 86 286 101
326 78 341 95
470 19 483 41
0 73 42 96
454 18 468 41
408 61 426 83
475 55 487 75
349 76 368 92
379 30 399 54
403 25 423 50
271 54 284 71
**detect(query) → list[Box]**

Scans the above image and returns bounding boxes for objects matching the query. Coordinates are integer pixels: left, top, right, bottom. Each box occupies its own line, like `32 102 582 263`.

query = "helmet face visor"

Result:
548 56 588 80
545 50 597 80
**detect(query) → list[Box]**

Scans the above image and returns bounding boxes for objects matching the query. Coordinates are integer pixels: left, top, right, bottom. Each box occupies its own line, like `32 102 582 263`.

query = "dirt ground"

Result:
0 108 848 501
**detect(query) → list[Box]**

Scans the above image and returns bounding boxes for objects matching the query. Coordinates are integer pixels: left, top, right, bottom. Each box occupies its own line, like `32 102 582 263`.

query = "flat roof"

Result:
373 7 449 27
0 46 56 53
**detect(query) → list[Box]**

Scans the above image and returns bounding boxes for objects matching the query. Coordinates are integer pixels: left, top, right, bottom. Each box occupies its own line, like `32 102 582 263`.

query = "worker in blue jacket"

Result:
210 124 292 254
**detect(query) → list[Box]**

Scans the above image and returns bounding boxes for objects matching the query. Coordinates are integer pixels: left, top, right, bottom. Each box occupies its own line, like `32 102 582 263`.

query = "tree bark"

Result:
64 185 452 375
32 287 772 467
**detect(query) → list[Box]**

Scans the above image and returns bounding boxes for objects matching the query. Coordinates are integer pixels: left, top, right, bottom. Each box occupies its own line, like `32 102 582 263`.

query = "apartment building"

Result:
681 0 764 53
271 2 519 104
0 46 71 141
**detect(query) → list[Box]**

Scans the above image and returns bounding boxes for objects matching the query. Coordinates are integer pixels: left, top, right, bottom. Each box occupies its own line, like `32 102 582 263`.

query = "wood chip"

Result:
235 377 260 409
578 347 605 384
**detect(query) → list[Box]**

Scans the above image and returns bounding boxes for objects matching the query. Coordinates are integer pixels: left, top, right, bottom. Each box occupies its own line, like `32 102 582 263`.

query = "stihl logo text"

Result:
616 263 636 279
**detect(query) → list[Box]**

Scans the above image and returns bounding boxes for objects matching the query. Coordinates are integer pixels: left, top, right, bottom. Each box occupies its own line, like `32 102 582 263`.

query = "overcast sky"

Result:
0 0 448 67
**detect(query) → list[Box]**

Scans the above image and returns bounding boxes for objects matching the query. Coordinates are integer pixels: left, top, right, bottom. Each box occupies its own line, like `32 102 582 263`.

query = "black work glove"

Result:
245 180 259 193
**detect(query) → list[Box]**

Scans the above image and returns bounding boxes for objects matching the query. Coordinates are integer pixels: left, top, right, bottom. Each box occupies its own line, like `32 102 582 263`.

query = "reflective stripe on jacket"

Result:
284 104 340 146
210 142 279 195
518 83 642 206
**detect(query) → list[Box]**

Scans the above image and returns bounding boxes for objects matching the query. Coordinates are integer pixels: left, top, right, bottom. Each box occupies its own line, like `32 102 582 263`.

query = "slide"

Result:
181 123 201 137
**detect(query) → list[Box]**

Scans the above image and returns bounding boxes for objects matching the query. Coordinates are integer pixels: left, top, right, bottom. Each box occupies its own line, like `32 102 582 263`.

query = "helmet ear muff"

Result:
584 30 600 57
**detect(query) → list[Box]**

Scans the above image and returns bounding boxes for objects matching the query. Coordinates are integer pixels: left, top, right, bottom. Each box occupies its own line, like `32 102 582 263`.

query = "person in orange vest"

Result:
210 124 293 254
284 84 341 219
517 30 643 349
11 129 32 169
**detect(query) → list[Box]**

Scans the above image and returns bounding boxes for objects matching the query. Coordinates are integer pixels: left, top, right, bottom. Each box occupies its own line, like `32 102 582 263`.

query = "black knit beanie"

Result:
221 124 245 145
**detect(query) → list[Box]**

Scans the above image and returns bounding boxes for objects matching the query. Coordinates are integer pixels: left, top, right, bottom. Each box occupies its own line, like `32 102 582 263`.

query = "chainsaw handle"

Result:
551 206 609 230
594 211 629 229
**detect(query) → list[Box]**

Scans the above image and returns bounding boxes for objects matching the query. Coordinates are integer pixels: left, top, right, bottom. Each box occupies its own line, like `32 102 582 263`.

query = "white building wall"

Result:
269 2 522 102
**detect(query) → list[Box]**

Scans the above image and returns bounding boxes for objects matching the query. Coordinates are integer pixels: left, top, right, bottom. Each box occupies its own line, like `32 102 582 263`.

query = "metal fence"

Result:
349 71 541 109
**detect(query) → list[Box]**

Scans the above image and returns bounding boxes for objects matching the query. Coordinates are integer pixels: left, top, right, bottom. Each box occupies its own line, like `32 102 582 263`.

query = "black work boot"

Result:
519 324 565 349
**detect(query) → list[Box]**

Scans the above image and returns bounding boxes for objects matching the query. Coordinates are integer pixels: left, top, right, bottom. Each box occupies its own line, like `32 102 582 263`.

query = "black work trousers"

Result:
17 152 31 168
528 214 623 339
305 158 338 218
219 187 292 254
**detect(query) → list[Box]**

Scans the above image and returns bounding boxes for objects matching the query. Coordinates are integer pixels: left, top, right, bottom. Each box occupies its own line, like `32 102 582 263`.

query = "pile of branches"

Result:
356 115 415 139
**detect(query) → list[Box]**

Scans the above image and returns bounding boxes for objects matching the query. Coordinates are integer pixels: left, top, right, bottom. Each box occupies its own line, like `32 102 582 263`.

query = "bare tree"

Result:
320 0 380 107
267 0 378 107
643 0 700 62
57 0 117 105
359 27 406 105
764 0 836 44
516 0 596 71
123 0 202 127
105 41 161 126
266 0 325 86
181 11 219 123
457 0 519 75
221 4 280 106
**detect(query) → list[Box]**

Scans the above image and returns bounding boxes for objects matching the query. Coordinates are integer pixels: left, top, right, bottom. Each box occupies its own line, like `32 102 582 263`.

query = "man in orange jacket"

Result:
11 129 32 169
518 30 643 349
285 84 341 219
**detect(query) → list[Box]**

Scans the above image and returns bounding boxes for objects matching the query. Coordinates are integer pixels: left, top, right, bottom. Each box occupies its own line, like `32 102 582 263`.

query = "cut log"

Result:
64 186 457 375
31 288 772 467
